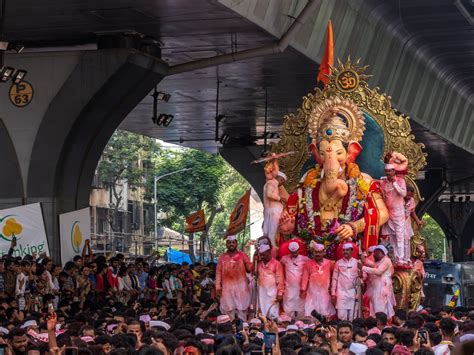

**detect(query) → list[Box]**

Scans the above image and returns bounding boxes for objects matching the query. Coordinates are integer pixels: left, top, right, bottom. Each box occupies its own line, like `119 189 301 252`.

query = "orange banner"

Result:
185 210 207 233
226 189 251 236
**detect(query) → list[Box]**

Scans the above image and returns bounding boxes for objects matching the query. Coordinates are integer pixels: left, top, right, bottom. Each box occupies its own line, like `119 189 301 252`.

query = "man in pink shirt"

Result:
280 241 309 318
362 245 396 318
300 242 335 318
362 245 376 311
216 235 253 320
257 244 285 318
380 164 408 262
331 243 360 321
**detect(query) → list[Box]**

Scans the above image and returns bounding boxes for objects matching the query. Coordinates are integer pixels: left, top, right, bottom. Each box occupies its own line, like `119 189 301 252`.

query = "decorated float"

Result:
268 58 428 312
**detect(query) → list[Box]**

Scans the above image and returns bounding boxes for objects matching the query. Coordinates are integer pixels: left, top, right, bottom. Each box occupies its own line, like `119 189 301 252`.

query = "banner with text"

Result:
0 203 49 258
59 207 91 265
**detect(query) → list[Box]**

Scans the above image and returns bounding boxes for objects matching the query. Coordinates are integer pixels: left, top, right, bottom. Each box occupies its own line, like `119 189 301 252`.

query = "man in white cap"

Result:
280 241 309 318
257 244 284 318
362 245 396 318
216 235 253 320
331 243 360 321
300 242 335 318
262 169 286 246
380 163 408 262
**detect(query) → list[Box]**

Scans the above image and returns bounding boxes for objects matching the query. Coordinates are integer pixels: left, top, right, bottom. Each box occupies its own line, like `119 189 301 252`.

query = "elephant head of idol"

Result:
308 97 365 199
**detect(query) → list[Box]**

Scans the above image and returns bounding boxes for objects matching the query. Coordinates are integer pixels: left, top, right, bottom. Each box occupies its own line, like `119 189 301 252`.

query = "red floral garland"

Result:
311 182 322 235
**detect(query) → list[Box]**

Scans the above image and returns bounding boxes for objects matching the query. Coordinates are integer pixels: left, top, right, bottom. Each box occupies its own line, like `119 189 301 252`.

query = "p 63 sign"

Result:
9 81 34 107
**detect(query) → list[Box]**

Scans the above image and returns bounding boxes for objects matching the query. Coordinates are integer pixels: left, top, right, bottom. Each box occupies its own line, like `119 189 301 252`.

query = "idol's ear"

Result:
347 141 363 164
309 141 323 165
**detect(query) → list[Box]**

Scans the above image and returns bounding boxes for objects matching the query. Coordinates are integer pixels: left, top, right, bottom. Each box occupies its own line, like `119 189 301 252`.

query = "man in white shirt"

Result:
331 243 360 321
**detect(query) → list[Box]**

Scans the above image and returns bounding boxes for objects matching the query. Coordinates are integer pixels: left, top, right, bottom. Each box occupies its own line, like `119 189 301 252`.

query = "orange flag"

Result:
226 189 251 236
185 210 207 233
316 20 334 85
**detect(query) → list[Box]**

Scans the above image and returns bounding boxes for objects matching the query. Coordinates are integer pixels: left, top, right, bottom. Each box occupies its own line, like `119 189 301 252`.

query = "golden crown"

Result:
308 97 365 144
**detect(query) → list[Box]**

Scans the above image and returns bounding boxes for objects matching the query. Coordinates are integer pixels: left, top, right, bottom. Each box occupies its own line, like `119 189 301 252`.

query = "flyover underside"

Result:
218 0 474 154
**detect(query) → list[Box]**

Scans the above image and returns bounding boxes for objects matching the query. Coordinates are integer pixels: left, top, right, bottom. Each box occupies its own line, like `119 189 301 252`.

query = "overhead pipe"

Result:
167 0 319 75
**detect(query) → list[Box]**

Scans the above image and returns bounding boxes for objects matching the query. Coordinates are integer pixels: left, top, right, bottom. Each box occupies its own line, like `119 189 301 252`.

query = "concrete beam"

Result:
220 146 266 201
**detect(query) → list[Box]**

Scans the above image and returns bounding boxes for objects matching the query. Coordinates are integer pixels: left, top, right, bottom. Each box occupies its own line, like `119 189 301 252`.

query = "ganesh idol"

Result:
279 97 392 259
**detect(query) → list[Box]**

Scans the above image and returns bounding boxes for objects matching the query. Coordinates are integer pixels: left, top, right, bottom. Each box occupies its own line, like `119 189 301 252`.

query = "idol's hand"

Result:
279 211 295 235
336 224 353 240
390 151 408 171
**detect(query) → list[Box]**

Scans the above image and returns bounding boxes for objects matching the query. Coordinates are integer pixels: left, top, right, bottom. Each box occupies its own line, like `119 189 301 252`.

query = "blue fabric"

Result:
166 248 192 265
299 112 385 179
356 112 385 179
138 271 148 290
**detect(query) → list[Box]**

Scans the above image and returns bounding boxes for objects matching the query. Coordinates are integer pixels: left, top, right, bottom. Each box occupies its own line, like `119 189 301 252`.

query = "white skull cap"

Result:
258 244 271 253
343 243 353 249
310 240 324 251
226 235 237 241
288 241 299 252
374 245 388 255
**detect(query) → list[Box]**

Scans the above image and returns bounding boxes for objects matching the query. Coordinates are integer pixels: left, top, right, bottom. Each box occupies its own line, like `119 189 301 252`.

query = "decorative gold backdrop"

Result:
271 58 427 194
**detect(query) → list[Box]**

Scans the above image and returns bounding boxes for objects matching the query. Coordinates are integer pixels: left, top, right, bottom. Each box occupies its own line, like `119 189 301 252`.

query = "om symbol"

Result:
336 71 359 91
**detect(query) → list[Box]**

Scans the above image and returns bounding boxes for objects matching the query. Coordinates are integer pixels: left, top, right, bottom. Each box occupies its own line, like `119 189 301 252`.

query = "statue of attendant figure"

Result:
262 158 284 246
280 98 390 259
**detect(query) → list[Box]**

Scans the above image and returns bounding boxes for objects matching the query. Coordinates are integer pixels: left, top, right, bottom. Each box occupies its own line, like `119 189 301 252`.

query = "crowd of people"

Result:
0 237 470 354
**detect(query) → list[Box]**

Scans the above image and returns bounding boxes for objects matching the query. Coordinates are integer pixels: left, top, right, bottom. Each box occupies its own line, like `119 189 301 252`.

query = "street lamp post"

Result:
154 168 191 249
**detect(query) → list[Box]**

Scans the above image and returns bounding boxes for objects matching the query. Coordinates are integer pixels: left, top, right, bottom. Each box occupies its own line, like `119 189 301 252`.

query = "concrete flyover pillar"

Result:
0 49 167 262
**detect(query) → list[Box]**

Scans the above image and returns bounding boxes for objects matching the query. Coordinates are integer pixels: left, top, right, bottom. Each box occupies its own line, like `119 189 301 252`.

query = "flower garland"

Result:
297 165 367 247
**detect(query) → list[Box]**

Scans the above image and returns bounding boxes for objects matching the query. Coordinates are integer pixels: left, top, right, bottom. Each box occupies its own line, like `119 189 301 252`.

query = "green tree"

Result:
148 149 228 261
208 165 251 257
97 130 160 231
421 214 446 259
98 130 253 260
